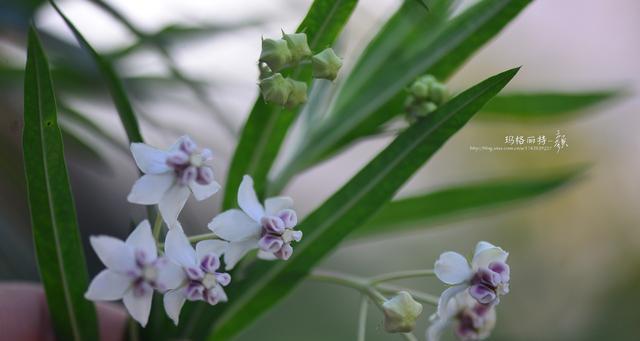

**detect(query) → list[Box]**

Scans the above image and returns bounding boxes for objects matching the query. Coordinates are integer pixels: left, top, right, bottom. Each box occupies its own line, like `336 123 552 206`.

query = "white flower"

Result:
382 291 423 333
208 175 302 270
85 220 184 326
434 241 510 317
128 135 221 228
163 225 230 325
427 291 496 341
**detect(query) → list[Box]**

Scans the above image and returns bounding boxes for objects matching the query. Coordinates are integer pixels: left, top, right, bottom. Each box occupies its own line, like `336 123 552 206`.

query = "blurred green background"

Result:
1 0 639 340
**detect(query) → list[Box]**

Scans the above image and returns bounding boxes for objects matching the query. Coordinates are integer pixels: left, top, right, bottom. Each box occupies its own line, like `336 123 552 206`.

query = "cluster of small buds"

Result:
404 75 448 122
258 31 342 107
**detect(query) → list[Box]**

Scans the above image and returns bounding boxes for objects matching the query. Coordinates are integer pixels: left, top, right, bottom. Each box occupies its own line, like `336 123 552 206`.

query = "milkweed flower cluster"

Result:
85 136 302 326
428 241 509 340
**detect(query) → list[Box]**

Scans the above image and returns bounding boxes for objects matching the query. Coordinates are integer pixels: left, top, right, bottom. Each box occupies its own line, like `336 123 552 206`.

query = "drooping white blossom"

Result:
163 225 230 325
427 291 496 341
85 220 184 326
433 241 510 317
128 135 221 228
208 175 302 269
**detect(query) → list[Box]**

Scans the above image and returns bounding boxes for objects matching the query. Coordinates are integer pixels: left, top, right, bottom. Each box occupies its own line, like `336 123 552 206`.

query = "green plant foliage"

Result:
22 26 98 341
205 68 519 341
273 0 532 190
481 91 619 120
351 169 585 239
50 0 144 144
222 0 359 209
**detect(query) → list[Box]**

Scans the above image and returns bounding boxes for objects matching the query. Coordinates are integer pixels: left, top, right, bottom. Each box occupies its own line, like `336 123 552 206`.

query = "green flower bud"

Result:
409 75 436 99
382 291 423 333
428 82 447 105
282 31 311 63
284 78 308 108
259 38 292 71
259 73 292 106
312 48 342 81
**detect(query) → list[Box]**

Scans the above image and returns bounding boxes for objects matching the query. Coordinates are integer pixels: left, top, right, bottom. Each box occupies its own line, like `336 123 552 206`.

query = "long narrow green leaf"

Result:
351 169 583 239
223 0 358 208
22 26 98 341
50 0 144 144
274 0 531 190
480 91 619 120
206 68 519 341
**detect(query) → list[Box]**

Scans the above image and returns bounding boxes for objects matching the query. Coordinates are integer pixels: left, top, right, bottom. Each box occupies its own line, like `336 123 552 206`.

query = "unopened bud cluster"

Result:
404 75 448 122
258 31 343 107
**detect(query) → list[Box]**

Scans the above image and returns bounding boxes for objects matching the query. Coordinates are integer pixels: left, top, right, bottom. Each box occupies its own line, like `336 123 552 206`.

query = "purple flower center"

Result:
455 302 493 340
166 136 214 186
257 209 302 260
468 261 510 305
184 253 230 306
128 249 167 296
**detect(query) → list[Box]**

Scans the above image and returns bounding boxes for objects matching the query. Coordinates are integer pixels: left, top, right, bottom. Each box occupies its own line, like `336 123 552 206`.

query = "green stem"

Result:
152 212 163 241
308 270 385 305
369 269 435 285
157 232 220 249
357 296 368 341
376 284 439 306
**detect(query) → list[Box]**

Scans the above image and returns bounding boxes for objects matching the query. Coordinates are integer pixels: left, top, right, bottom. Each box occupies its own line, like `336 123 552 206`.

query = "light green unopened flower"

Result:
285 78 308 108
382 291 423 333
259 38 292 71
311 48 342 81
282 32 311 63
409 75 447 105
259 73 292 106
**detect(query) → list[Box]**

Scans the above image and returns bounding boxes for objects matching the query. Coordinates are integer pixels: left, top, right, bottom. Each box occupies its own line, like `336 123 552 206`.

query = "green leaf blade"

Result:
222 0 358 209
352 169 584 239
207 68 519 341
481 91 619 120
22 26 98 341
279 0 531 183
51 0 144 144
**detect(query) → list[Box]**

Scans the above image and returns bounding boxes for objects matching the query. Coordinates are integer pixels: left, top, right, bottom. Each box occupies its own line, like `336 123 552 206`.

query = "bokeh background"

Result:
1 0 639 340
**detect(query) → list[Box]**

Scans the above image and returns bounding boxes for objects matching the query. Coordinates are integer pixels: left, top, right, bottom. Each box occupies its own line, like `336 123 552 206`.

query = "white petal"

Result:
212 285 228 303
223 239 258 270
208 209 261 242
237 175 264 221
437 285 467 319
163 289 186 326
195 240 228 260
426 315 450 341
127 173 174 205
159 184 191 228
157 260 186 291
90 236 136 273
471 241 509 270
130 143 171 174
164 225 197 268
189 180 221 201
123 288 153 327
257 250 277 261
264 196 293 215
125 220 157 261
434 252 472 285
85 270 131 301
